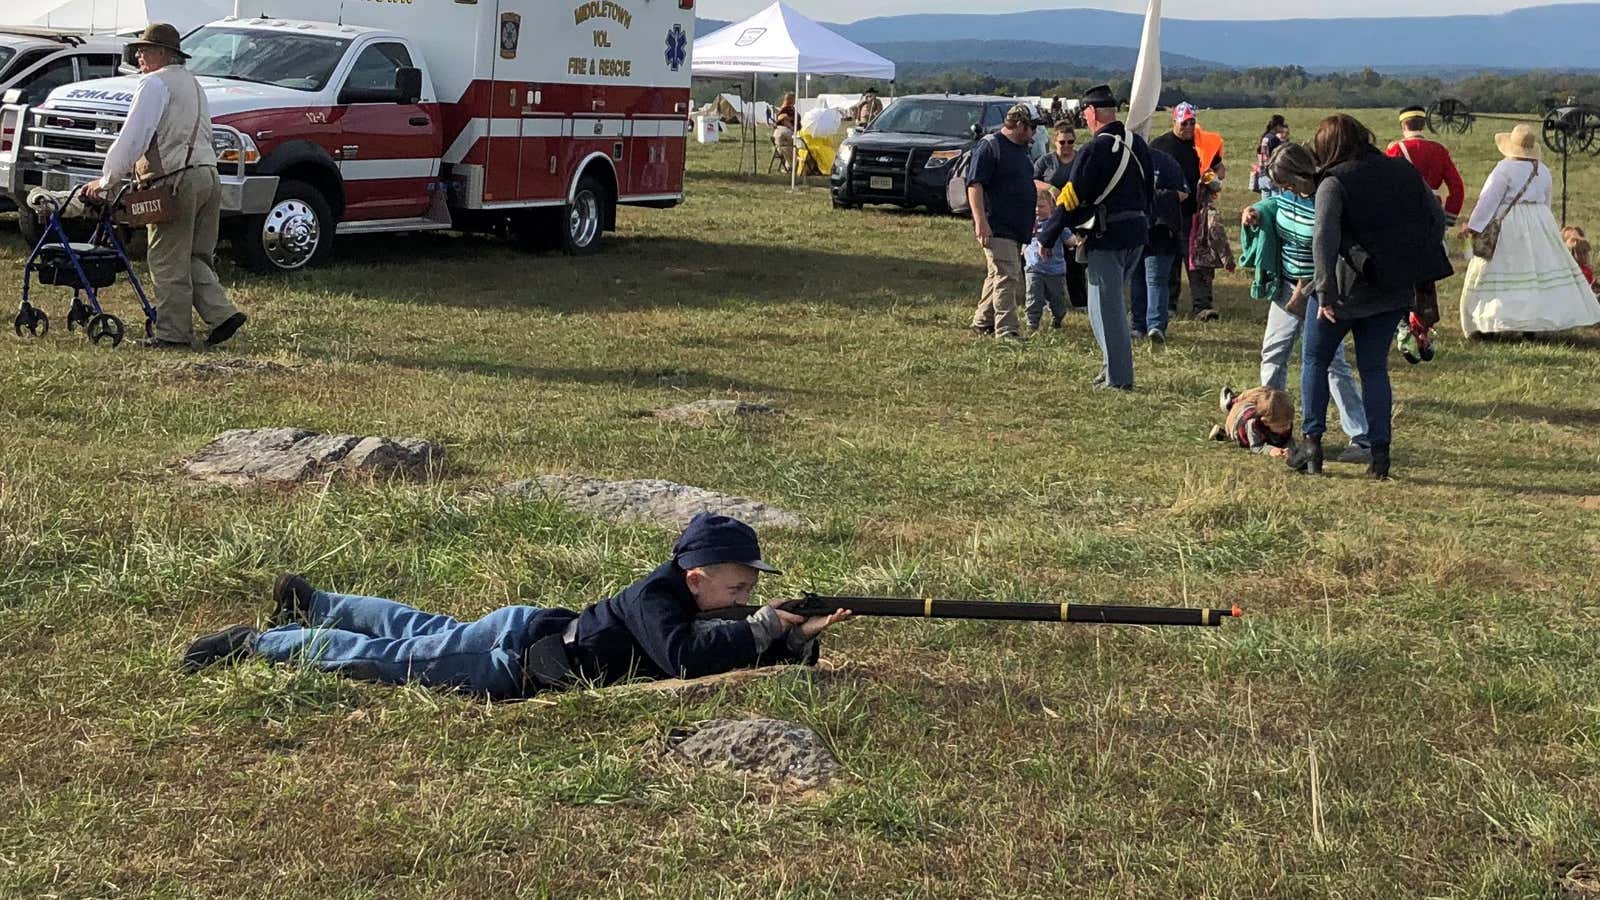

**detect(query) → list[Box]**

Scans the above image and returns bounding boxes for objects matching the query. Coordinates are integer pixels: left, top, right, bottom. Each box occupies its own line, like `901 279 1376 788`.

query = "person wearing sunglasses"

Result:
1033 121 1089 312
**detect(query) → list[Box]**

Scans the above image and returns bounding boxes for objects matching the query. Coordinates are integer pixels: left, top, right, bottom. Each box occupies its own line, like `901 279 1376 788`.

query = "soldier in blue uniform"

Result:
180 513 850 698
1038 85 1156 390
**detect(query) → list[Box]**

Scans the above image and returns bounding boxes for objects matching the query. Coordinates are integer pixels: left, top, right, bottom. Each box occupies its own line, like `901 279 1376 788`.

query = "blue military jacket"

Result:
556 560 817 685
1038 120 1155 252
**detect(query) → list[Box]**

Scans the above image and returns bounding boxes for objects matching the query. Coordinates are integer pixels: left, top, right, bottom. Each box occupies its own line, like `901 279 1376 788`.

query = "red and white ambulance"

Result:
0 0 696 272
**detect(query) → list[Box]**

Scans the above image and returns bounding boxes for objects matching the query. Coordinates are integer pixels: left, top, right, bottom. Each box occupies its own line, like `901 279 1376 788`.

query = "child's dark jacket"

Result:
545 561 816 687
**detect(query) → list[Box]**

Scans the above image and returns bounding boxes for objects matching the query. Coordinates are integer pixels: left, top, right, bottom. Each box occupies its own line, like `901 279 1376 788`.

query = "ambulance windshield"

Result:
185 27 351 92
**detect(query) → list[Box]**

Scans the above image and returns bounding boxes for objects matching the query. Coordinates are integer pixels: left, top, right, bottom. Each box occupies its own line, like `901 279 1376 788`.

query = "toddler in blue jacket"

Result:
181 513 850 699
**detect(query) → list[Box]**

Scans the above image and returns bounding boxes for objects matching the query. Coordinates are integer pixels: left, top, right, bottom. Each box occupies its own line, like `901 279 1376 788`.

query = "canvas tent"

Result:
7 0 231 34
693 1 895 185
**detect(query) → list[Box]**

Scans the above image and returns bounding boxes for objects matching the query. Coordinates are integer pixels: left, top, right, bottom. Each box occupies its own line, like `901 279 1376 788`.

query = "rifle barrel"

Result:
778 595 1241 627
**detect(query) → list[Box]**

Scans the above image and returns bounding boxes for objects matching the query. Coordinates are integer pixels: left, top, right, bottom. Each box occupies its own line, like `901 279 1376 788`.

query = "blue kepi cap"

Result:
673 512 782 574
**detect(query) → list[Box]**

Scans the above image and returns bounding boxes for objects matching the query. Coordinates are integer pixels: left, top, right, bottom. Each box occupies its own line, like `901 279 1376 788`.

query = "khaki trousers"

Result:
971 237 1024 337
146 166 236 343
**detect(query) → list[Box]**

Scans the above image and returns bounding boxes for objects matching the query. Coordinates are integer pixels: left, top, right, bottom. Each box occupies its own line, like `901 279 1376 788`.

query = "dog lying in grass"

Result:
1209 386 1293 458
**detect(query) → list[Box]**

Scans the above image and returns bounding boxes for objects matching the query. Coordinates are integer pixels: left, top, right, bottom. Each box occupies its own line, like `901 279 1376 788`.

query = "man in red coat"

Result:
1386 105 1465 226
1386 105 1461 331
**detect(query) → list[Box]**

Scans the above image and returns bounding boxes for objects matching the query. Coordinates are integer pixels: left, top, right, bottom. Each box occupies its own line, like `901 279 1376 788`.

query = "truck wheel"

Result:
560 174 609 255
233 179 332 273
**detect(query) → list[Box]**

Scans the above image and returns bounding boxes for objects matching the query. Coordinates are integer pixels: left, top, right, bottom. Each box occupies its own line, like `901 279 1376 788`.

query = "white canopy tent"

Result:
6 0 232 34
693 1 895 186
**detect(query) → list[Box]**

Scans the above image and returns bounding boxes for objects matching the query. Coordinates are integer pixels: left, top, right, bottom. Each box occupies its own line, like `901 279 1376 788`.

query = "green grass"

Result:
2 108 1599 897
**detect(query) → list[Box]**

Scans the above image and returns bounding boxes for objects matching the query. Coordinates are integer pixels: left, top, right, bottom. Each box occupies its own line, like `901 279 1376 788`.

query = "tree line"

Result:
705 67 1600 114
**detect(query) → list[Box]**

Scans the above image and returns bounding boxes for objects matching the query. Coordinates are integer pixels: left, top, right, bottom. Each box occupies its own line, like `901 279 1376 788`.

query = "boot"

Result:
1367 443 1392 480
181 625 259 672
1287 435 1324 475
270 572 317 627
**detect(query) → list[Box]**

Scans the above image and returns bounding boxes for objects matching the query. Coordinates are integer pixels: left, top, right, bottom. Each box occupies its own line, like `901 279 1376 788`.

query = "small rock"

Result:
649 399 776 423
668 717 841 788
501 474 804 529
182 427 443 485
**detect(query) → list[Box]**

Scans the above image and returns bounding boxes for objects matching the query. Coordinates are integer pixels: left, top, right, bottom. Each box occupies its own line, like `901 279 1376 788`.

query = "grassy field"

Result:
2 107 1598 898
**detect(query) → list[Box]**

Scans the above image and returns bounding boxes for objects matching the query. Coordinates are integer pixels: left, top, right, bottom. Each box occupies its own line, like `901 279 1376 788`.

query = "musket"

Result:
705 592 1242 627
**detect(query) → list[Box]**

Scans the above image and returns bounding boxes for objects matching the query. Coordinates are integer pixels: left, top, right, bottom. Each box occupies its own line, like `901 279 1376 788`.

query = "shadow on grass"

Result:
305 235 977 314
361 354 806 394
1410 399 1600 428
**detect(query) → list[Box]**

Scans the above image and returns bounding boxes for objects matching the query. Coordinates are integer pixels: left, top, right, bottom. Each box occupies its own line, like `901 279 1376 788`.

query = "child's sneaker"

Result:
1209 424 1228 442
181 625 259 672
1218 386 1236 412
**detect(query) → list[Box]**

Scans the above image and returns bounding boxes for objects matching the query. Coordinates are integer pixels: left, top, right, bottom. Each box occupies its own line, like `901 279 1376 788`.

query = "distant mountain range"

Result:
695 3 1600 71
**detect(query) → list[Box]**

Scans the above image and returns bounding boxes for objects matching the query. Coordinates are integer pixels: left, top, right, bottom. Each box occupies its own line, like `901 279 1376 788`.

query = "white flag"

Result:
1127 0 1163 140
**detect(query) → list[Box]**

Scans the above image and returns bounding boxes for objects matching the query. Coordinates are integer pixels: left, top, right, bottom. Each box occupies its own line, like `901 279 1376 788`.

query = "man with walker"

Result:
85 23 246 350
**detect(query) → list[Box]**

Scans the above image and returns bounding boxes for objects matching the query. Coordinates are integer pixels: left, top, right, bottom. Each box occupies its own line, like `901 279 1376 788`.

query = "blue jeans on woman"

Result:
254 590 548 699
1300 294 1407 446
1261 281 1367 445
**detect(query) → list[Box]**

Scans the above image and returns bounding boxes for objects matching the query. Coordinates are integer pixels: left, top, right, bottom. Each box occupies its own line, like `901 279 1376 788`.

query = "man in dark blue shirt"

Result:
180 513 850 698
966 104 1041 341
1038 85 1155 389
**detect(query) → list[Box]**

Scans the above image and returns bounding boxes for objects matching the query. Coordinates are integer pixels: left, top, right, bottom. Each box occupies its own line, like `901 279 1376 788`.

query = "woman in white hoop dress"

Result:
1458 124 1600 337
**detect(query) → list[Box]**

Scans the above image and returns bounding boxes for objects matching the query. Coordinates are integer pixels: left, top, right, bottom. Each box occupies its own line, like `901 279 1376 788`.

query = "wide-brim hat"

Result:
128 23 189 59
1495 123 1541 161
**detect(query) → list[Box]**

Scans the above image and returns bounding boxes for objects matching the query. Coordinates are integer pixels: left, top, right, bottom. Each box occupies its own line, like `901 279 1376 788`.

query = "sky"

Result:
699 0 1553 22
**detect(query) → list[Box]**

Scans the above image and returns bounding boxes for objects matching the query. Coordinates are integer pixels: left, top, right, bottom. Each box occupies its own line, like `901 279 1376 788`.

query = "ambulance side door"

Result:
333 39 440 221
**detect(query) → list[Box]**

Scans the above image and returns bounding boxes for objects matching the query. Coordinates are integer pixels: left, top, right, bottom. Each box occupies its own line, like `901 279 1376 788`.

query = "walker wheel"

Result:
13 305 48 337
67 301 93 332
86 313 125 347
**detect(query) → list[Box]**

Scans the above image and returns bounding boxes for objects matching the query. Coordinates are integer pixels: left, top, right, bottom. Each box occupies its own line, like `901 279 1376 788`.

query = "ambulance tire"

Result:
233 180 333 274
560 174 609 256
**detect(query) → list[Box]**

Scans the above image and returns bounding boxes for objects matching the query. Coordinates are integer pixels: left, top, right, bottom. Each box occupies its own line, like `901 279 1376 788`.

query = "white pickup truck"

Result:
1 1 694 272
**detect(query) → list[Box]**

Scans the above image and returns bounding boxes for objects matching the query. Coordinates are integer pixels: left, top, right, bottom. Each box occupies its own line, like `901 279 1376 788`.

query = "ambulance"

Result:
0 0 696 272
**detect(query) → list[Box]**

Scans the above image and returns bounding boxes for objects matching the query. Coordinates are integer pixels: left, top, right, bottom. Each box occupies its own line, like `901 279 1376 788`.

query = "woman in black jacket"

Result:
1292 114 1452 479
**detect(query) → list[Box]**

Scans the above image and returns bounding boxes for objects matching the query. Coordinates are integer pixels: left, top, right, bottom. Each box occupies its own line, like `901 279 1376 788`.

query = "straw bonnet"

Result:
1495 123 1541 161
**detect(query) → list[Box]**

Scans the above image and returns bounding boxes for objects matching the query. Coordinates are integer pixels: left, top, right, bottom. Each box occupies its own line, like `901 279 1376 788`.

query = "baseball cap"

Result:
1005 104 1042 127
672 512 782 574
1173 102 1197 123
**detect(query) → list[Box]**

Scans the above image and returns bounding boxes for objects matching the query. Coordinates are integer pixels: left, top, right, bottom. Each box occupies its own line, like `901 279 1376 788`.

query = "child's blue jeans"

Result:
254 590 545 699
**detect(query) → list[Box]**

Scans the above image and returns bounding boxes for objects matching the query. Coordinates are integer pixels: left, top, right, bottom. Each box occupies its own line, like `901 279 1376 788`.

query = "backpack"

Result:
945 133 1000 215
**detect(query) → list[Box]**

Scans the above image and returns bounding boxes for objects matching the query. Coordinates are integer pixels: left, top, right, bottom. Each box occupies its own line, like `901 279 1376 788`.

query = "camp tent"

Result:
693 1 895 186
7 0 231 34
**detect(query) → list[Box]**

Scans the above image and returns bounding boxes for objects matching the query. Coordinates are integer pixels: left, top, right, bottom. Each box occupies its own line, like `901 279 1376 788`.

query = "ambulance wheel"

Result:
14 304 48 337
87 313 125 347
234 179 332 273
560 174 608 255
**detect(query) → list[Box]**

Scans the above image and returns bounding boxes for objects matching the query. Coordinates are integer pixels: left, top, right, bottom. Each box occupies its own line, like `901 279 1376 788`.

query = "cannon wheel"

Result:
1426 98 1474 135
1542 106 1599 156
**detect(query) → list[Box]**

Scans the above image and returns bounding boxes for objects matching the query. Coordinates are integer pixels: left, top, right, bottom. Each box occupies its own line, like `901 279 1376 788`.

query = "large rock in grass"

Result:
649 399 775 424
183 427 443 485
500 474 804 529
668 717 841 788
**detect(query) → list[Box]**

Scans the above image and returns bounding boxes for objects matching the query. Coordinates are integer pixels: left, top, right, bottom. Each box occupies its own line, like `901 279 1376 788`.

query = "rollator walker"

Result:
13 182 157 348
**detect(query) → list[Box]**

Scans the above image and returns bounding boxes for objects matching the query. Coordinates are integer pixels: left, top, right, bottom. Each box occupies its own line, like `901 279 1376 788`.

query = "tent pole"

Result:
791 69 800 191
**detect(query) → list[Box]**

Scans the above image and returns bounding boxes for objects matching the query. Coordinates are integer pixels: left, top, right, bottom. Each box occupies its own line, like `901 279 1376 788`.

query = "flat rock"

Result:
182 427 443 485
649 399 776 423
668 717 841 788
501 474 804 529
